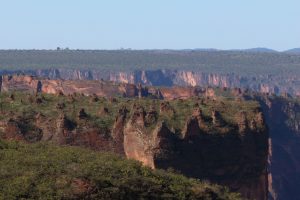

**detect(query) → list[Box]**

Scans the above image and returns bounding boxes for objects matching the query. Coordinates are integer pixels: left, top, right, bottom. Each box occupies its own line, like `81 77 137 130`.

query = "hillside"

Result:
0 140 240 200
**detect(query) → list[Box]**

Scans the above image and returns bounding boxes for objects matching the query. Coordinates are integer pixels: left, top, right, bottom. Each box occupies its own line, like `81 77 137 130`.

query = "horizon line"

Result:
0 47 299 52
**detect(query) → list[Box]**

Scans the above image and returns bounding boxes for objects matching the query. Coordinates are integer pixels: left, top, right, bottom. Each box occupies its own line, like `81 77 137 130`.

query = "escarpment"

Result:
1 67 300 96
0 75 210 100
0 91 268 199
0 87 269 200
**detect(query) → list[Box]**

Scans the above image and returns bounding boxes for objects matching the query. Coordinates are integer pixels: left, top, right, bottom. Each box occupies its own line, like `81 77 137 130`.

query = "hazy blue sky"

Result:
0 0 299 50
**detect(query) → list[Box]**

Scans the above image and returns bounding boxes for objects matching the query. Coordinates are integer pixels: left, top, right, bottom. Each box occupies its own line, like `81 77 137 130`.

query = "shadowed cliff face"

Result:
255 96 300 200
0 76 2 92
1 68 299 96
123 106 268 200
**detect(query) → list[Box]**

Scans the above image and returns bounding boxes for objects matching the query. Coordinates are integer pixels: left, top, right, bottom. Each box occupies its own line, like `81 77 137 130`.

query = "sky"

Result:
0 0 299 50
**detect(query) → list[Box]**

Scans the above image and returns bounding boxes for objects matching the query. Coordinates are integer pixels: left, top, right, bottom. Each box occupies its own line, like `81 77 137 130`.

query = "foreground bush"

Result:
0 140 241 200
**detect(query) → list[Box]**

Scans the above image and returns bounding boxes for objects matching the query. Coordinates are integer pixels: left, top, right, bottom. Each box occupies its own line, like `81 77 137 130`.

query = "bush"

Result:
0 140 241 200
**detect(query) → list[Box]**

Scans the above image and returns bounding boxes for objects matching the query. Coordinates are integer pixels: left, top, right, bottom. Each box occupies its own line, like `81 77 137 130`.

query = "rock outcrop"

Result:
211 110 224 127
236 111 248 133
124 106 156 168
122 99 268 200
0 75 163 99
111 107 128 154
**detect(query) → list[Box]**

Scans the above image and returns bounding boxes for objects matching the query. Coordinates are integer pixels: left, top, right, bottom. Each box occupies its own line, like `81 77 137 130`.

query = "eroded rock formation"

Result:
0 75 287 200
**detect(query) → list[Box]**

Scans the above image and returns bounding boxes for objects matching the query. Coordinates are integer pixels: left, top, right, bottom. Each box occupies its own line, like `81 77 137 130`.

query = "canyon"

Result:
1 68 299 96
0 75 300 199
0 75 268 199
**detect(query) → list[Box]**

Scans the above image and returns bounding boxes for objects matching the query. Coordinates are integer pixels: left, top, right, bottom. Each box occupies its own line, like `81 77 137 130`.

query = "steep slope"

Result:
254 95 300 200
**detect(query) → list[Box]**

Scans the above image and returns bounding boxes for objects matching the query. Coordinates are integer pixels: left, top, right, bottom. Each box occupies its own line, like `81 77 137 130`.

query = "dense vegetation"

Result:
0 50 300 76
0 139 241 200
0 91 261 137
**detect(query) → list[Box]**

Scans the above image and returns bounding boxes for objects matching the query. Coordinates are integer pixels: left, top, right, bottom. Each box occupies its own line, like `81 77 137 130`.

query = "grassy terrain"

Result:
0 139 241 200
0 50 300 76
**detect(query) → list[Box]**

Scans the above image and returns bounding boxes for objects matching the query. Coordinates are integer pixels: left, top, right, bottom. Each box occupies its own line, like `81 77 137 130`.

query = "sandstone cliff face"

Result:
0 75 141 98
1 75 39 93
121 101 269 200
0 75 208 100
1 68 299 96
133 109 267 200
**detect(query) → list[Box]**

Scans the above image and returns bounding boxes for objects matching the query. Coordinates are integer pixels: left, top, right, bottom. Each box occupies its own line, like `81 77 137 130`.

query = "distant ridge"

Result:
285 48 300 54
233 48 278 53
187 47 300 53
193 48 219 52
0 48 300 53
183 48 279 53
